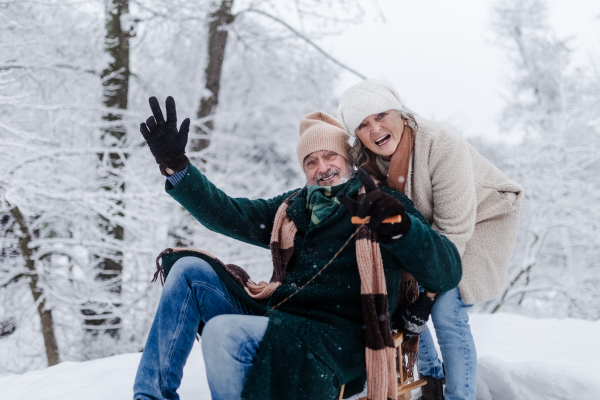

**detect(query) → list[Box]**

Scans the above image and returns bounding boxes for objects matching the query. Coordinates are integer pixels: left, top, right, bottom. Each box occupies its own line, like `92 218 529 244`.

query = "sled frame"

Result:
338 332 427 400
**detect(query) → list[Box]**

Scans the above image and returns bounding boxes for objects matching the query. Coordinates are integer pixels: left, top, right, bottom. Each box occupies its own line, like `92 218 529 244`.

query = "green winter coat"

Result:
166 164 462 400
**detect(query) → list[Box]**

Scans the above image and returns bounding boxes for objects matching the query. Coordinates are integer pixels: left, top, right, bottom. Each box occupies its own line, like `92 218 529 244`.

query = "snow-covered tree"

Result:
0 0 369 373
477 0 600 319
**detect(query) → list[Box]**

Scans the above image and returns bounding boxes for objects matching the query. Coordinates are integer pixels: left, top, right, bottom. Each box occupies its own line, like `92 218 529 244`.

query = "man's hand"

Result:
140 96 190 176
339 168 411 243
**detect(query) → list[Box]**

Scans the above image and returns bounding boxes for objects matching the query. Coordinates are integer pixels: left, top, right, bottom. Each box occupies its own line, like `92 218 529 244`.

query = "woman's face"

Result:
355 110 406 161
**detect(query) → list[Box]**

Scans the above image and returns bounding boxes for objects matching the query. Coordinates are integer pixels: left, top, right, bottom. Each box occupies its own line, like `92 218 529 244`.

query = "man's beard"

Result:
308 166 355 187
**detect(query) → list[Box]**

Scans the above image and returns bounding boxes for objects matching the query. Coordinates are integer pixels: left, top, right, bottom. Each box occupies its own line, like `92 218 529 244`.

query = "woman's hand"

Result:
339 168 411 243
392 291 435 342
140 96 190 176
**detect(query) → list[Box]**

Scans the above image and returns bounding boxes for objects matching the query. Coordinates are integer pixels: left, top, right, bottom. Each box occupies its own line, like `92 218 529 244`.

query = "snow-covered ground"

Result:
1 313 599 400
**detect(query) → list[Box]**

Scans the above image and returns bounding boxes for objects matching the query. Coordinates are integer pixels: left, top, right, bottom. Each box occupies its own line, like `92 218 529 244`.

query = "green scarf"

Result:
306 182 349 226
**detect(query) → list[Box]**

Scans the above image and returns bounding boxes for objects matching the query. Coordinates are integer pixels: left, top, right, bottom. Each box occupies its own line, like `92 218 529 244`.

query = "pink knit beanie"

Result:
296 111 351 170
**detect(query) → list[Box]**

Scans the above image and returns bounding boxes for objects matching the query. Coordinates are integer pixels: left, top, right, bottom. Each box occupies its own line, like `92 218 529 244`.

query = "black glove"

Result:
339 168 411 243
392 291 435 342
140 96 190 176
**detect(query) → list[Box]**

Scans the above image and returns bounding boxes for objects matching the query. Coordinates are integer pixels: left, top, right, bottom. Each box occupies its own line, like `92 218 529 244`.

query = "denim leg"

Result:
202 314 269 400
134 257 254 400
430 287 477 400
418 324 445 379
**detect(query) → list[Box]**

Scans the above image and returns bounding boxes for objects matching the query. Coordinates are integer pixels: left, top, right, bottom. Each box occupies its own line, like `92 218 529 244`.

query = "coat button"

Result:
305 247 314 254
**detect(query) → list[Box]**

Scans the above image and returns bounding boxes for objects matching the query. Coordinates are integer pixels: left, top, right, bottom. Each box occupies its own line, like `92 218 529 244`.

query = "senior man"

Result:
133 97 462 400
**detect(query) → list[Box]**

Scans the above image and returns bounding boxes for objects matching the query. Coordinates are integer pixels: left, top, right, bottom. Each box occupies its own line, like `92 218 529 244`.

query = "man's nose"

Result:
316 159 329 172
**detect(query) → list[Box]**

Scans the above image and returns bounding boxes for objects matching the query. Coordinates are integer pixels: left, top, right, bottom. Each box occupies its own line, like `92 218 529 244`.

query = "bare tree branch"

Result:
242 8 367 80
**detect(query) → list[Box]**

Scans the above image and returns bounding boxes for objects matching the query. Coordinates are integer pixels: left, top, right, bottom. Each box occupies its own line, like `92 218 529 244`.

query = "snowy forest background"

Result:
1 0 599 374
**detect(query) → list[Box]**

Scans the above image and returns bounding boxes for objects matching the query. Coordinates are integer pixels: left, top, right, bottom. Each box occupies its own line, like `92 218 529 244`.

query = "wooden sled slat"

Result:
397 379 427 395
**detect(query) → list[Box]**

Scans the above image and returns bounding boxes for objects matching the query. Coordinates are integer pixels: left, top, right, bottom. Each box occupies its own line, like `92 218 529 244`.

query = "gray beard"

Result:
305 166 355 187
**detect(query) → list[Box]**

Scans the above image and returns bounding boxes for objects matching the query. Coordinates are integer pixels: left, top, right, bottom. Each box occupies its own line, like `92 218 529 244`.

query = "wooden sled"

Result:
338 332 427 400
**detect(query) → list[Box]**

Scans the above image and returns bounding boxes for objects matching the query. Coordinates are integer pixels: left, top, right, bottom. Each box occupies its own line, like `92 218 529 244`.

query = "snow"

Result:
470 314 600 400
0 349 210 400
476 357 598 400
1 313 598 400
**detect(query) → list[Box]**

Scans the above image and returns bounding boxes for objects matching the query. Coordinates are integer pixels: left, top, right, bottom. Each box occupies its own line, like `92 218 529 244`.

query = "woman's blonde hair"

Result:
349 110 418 168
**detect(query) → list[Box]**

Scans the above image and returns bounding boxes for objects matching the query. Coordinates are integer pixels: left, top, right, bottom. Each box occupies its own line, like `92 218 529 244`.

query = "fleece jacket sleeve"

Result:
165 163 296 249
381 214 463 294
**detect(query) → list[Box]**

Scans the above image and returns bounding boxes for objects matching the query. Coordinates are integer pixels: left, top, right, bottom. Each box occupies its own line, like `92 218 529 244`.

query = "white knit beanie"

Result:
337 79 403 136
296 111 351 170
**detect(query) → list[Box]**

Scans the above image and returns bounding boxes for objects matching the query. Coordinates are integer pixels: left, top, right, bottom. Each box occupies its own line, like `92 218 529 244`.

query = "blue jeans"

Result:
134 256 269 400
418 287 477 400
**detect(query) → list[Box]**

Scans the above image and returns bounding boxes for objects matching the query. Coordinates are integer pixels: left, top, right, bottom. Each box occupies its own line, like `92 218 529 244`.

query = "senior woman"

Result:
337 79 523 400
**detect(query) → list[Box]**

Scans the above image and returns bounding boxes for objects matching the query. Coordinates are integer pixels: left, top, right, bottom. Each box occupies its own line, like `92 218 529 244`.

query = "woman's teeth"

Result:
375 135 391 146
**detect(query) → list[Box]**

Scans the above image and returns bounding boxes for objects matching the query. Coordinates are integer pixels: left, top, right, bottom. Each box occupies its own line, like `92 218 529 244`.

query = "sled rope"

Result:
267 224 364 314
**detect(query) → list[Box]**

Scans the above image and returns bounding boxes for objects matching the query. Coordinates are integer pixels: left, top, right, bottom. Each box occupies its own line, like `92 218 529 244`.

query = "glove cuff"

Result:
158 155 190 177
377 213 412 244
393 213 412 239
401 291 435 342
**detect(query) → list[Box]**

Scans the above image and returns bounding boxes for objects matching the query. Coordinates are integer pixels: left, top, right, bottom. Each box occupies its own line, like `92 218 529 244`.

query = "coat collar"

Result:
286 176 362 234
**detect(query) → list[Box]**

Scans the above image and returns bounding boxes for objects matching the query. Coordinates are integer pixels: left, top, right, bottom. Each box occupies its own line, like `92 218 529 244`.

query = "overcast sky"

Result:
323 0 600 143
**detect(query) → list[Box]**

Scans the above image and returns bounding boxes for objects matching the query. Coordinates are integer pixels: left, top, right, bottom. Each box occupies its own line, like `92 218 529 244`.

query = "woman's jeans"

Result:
133 256 269 400
418 287 477 400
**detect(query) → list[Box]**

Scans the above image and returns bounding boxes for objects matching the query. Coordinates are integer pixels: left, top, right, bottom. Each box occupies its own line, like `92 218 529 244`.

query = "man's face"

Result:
355 109 405 161
303 150 350 187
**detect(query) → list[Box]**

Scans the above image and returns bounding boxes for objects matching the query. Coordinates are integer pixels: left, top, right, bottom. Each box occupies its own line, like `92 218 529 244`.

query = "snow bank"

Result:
477 355 600 400
471 313 600 370
0 313 598 399
0 347 210 400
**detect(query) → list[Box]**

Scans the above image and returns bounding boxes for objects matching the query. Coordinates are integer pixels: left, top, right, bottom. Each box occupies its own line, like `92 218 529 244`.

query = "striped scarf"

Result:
306 184 344 226
354 185 397 400
234 187 397 400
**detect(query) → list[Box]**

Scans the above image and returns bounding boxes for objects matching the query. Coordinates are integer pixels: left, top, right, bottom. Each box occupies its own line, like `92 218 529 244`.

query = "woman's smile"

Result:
374 134 391 146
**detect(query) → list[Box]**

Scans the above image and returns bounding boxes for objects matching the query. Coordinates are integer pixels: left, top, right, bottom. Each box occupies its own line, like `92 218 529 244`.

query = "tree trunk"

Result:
85 0 131 337
9 204 59 366
190 0 235 153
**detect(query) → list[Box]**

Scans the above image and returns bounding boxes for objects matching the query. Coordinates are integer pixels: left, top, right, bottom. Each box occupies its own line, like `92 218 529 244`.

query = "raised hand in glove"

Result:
338 168 411 243
140 96 190 176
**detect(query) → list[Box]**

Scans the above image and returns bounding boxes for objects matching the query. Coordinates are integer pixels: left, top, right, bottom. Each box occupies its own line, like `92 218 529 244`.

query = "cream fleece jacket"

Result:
378 117 523 304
